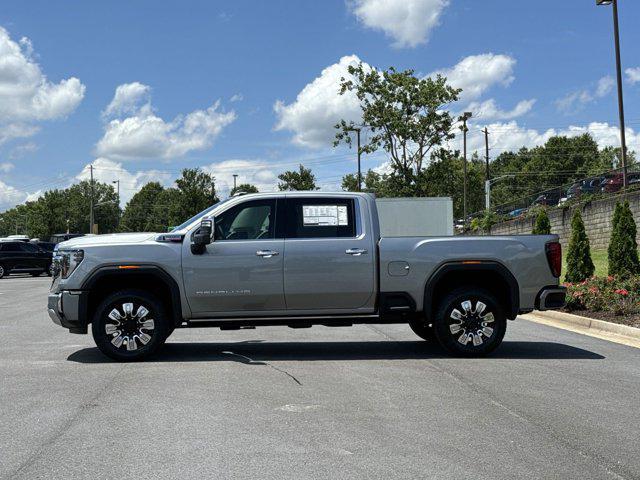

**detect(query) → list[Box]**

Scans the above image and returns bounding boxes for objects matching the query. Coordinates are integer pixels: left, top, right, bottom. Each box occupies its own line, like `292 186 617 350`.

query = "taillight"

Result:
545 241 562 278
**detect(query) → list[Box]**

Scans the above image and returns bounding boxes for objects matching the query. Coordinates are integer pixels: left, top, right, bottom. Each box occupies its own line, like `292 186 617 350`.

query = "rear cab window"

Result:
285 197 357 238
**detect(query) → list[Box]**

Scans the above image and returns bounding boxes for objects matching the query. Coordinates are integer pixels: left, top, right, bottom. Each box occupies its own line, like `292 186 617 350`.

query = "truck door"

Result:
182 198 286 316
283 196 376 312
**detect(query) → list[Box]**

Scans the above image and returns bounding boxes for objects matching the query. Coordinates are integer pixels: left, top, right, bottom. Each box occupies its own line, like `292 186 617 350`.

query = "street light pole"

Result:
597 0 628 187
460 112 472 226
483 127 490 182
232 174 238 191
485 175 515 210
89 164 95 234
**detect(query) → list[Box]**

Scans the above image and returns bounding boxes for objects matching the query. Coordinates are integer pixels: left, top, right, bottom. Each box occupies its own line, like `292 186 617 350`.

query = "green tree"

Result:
278 165 318 191
608 201 640 277
532 208 551 235
0 181 119 238
341 170 383 193
119 182 165 232
175 168 219 220
471 210 500 234
334 64 460 190
230 183 259 196
565 209 595 282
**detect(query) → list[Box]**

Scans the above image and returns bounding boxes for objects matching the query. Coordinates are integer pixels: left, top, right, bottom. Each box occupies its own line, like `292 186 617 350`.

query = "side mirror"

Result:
191 218 213 255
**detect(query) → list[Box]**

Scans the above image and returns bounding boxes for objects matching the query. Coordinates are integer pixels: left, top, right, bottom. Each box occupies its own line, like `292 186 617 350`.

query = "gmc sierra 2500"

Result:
48 192 566 361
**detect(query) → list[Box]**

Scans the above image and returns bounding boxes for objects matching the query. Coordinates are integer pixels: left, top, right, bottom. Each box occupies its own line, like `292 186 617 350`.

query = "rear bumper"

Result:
47 290 88 334
536 286 567 311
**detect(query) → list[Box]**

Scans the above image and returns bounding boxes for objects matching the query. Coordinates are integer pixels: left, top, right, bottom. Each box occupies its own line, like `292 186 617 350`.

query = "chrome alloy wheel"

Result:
105 302 155 351
448 300 495 347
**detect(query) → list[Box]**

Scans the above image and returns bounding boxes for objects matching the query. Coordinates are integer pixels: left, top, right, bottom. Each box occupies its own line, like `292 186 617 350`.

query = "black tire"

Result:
408 318 435 341
91 289 169 361
0 264 6 279
433 287 507 357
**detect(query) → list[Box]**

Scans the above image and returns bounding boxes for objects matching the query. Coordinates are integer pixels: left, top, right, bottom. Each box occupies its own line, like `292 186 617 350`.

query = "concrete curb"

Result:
521 310 640 348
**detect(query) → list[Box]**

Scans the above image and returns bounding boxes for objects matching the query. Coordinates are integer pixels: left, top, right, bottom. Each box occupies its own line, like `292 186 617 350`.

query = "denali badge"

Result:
195 289 251 296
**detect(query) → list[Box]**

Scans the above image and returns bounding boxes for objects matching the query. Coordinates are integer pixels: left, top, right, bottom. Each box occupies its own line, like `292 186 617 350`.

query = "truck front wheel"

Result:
433 287 506 356
91 289 169 361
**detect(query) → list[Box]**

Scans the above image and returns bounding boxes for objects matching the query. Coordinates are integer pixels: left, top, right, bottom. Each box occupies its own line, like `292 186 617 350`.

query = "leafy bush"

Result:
565 276 640 316
608 201 640 277
565 209 595 282
471 210 501 233
532 208 551 235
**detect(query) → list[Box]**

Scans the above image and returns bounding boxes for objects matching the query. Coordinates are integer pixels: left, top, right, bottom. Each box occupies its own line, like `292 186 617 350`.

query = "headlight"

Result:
53 249 84 279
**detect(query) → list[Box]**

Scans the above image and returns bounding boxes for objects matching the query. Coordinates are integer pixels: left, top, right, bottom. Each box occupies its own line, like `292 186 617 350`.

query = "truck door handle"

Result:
345 248 368 256
256 250 279 258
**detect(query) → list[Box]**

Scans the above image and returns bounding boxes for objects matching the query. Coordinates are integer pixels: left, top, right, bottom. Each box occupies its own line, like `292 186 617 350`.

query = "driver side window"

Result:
214 199 276 241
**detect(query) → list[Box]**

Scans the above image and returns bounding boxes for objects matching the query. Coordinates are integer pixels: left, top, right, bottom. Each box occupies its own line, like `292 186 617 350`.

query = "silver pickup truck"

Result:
48 192 566 361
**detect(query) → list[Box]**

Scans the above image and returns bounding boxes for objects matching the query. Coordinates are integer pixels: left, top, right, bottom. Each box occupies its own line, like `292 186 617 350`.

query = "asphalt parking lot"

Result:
1 276 639 480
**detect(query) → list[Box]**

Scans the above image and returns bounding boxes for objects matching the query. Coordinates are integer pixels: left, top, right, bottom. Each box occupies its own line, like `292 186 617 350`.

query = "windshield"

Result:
170 198 232 232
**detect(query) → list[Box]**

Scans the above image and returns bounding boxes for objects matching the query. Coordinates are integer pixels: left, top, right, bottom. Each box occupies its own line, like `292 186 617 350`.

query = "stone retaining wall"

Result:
485 190 640 250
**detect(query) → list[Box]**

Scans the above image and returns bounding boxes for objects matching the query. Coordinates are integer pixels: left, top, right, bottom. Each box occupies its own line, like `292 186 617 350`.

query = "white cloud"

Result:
556 75 614 114
202 159 278 198
76 158 172 205
96 83 236 161
9 142 38 159
595 76 615 97
626 67 640 85
467 98 535 121
0 162 14 173
274 55 366 149
459 121 639 157
430 54 516 103
230 93 243 103
0 179 26 210
349 0 449 48
0 27 85 143
103 82 151 118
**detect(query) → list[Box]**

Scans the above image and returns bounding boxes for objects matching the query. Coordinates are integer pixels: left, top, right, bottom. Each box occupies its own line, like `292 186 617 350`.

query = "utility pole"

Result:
346 127 363 191
483 127 490 182
460 112 472 227
597 0 628 187
112 180 120 199
355 127 362 192
89 164 95 234
232 174 238 191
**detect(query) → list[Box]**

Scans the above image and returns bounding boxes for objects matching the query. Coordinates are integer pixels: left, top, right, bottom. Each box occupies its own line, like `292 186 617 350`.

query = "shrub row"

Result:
565 276 639 316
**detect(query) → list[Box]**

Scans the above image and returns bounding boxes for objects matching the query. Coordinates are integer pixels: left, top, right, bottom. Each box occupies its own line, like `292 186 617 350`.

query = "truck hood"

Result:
58 233 157 249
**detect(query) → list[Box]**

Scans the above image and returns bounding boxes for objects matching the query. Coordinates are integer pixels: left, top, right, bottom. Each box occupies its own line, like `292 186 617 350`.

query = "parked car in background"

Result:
601 173 625 193
0 241 53 278
566 182 581 199
50 233 84 244
508 208 527 218
531 190 562 207
33 241 56 252
2 235 30 242
581 176 606 195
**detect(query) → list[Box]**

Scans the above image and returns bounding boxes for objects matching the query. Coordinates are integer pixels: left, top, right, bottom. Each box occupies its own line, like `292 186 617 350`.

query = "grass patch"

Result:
562 249 607 278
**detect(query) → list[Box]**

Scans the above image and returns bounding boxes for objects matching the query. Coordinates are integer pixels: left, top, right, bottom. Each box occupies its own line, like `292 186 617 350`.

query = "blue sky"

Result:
0 0 639 209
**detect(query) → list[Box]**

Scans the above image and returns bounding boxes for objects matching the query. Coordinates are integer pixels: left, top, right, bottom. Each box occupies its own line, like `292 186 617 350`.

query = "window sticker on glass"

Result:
303 205 349 226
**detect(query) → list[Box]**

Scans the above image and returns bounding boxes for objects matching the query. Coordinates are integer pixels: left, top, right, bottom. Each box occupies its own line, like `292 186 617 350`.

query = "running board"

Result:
181 314 408 329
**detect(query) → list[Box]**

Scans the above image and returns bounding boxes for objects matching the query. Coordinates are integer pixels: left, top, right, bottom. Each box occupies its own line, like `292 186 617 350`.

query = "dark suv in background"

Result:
0 241 53 279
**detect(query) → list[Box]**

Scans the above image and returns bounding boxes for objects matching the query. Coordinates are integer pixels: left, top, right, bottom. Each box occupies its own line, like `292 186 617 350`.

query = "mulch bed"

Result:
563 309 640 329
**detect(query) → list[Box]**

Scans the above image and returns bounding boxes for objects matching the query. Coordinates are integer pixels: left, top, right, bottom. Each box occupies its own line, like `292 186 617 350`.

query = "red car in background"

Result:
601 172 640 193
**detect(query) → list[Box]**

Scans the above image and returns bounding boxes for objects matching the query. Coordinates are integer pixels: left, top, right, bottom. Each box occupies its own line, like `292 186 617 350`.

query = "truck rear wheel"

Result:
91 289 168 361
433 287 506 356
408 319 435 341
